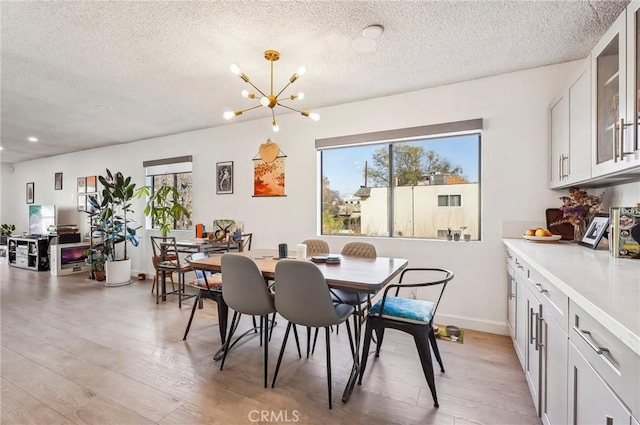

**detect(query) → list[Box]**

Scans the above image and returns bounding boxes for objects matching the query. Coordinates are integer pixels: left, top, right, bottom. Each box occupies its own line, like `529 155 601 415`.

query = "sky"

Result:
321 134 480 196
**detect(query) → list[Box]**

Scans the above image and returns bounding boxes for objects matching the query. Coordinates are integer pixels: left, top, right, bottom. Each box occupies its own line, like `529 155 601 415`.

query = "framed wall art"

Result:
86 175 97 193
77 195 86 212
54 172 63 190
77 177 86 193
26 182 34 204
216 161 233 194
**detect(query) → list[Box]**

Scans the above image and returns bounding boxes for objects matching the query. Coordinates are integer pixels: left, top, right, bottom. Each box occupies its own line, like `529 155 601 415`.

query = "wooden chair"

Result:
151 254 176 294
150 236 195 307
182 252 224 340
358 268 454 408
227 233 253 252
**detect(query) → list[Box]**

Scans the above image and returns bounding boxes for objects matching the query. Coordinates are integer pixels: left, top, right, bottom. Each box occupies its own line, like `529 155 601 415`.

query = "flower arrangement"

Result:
555 187 603 226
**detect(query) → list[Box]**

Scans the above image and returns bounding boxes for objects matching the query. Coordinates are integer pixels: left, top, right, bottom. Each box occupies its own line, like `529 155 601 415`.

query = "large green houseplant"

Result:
142 184 191 237
98 169 145 286
84 195 107 281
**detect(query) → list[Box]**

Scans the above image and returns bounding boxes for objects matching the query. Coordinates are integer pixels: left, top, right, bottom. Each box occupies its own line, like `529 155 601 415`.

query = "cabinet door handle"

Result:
533 311 539 351
620 118 635 160
558 155 563 180
537 306 544 349
613 120 618 163
529 307 534 345
534 282 548 294
574 327 606 355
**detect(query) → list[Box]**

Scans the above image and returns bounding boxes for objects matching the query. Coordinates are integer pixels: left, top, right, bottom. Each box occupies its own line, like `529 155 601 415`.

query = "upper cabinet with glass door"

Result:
591 3 640 177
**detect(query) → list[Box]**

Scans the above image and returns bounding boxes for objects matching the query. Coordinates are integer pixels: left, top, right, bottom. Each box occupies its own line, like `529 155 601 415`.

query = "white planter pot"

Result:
105 259 132 286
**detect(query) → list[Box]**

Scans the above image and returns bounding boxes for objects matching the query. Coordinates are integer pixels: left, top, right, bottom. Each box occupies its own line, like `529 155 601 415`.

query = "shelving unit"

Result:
7 236 49 271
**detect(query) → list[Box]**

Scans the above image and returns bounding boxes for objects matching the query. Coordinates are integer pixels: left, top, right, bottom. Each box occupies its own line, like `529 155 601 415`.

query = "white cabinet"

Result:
550 64 592 188
506 263 517 338
505 246 569 425
592 6 640 177
568 341 632 425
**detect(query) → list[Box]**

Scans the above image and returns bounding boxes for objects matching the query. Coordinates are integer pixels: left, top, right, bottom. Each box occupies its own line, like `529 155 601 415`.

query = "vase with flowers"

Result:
552 187 603 242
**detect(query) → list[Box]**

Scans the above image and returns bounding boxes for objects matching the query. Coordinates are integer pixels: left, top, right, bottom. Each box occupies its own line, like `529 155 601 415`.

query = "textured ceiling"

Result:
0 0 629 164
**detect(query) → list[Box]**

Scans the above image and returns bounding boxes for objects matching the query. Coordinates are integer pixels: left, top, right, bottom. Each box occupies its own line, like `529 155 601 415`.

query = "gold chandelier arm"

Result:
239 104 263 114
275 81 294 99
276 103 304 114
245 80 268 98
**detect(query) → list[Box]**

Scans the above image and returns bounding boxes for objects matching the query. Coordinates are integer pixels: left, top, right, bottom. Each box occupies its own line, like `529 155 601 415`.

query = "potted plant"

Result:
84 195 108 281
98 169 145 286
0 224 15 246
142 183 191 237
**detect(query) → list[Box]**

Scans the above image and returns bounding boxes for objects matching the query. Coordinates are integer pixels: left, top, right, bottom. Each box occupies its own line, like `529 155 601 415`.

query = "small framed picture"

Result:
580 213 609 249
77 177 86 193
216 161 234 194
86 175 97 193
77 195 86 212
54 172 63 190
26 182 34 204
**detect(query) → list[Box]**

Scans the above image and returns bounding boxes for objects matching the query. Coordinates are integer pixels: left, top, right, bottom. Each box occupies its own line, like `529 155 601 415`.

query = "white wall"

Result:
3 59 638 334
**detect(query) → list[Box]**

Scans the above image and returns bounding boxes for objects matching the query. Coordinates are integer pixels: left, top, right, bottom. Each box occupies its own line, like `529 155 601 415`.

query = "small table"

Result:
169 239 229 254
189 249 408 403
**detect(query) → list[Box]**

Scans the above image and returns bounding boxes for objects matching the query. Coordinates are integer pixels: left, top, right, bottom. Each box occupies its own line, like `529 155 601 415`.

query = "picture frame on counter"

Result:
580 213 609 249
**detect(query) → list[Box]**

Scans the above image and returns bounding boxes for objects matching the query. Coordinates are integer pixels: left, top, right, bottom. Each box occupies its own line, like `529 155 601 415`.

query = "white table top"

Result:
503 238 640 356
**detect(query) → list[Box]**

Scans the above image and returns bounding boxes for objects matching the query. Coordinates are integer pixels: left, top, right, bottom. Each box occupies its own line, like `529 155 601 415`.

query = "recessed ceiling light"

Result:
28 137 38 142
0 146 3 150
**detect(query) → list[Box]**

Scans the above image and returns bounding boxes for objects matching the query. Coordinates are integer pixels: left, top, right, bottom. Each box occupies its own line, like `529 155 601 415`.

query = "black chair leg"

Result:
375 327 385 357
312 327 319 354
428 327 445 373
358 318 375 385
414 329 439 408
220 311 240 371
271 322 292 388
263 314 269 388
183 291 200 340
253 316 258 334
259 316 263 347
292 324 302 358
306 327 311 358
325 327 332 409
269 312 276 342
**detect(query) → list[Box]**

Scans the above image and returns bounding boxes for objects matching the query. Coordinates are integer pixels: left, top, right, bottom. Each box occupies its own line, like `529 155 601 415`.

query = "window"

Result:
143 156 193 231
438 194 461 207
317 120 481 240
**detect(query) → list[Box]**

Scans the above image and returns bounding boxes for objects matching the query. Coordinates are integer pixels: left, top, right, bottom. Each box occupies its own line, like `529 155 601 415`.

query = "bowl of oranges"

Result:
522 228 562 242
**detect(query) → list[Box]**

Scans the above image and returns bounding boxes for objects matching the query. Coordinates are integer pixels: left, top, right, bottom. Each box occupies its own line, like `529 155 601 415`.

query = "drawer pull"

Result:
575 328 607 355
533 312 539 351
534 283 548 294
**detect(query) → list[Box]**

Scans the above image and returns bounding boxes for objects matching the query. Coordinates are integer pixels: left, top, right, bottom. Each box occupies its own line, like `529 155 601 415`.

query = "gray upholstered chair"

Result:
341 241 377 258
271 259 355 409
219 253 276 388
302 239 330 255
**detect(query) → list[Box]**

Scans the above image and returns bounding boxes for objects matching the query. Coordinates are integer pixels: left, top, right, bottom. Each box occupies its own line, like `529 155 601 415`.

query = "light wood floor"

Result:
0 265 539 425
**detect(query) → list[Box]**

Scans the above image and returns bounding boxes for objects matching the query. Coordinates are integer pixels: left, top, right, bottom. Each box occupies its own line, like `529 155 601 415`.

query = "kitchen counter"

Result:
503 238 640 355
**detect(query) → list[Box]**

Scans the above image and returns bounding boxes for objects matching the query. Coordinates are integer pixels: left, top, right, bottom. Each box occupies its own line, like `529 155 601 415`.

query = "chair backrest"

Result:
341 241 377 258
187 252 209 279
150 236 185 272
274 260 342 328
302 239 330 255
384 268 454 321
227 233 253 252
221 253 274 316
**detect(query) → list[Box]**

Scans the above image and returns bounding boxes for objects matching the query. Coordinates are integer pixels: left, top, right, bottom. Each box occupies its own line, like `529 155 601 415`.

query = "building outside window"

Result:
318 125 481 240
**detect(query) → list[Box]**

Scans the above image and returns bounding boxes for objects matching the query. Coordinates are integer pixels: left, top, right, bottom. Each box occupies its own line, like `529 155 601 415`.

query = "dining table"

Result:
187 248 408 403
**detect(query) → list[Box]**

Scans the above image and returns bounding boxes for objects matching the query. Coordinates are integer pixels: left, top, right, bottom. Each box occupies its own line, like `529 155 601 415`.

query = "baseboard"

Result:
435 313 509 336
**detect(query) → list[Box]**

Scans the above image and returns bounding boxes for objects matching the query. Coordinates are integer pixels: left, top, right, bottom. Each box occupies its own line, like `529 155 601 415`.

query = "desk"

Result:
189 248 408 403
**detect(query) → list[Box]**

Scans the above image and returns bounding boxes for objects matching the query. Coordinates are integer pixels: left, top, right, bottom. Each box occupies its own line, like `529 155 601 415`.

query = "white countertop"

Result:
503 238 640 356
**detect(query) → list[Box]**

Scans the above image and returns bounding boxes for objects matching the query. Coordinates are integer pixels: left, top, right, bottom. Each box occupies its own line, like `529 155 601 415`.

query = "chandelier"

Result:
223 50 320 132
